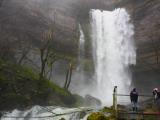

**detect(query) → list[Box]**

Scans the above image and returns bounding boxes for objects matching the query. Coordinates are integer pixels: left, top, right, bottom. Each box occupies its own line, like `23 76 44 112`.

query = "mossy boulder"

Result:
84 95 101 107
102 107 114 113
87 111 116 120
87 107 116 120
87 112 108 120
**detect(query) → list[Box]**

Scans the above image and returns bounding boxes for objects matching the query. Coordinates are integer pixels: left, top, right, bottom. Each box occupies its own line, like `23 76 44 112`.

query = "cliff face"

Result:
120 0 160 73
135 0 160 72
0 0 126 60
75 0 160 74
119 0 160 93
0 0 79 61
1 0 159 66
0 0 160 92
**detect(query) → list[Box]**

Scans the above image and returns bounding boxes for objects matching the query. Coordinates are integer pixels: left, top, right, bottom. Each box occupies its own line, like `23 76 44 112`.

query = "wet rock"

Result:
79 111 87 119
0 112 2 118
85 95 101 107
59 118 65 120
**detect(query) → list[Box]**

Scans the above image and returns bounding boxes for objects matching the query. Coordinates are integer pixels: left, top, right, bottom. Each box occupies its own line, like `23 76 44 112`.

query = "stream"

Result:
1 106 95 120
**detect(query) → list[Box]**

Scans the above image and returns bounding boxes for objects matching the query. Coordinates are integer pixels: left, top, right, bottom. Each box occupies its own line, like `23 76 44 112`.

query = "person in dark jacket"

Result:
153 88 160 101
130 88 138 111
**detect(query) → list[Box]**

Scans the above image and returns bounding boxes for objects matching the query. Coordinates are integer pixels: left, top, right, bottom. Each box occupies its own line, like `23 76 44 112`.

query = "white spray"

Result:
90 8 136 105
70 24 87 96
1 106 91 120
77 24 85 73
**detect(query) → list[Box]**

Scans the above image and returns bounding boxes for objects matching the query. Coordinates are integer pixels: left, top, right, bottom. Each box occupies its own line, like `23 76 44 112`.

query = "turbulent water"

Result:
91 8 136 105
1 106 91 120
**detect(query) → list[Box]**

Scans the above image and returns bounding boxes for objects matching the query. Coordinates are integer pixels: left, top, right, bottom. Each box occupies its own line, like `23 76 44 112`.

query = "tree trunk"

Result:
40 49 46 80
40 61 45 80
66 63 73 89
64 68 69 89
18 52 27 65
48 66 53 80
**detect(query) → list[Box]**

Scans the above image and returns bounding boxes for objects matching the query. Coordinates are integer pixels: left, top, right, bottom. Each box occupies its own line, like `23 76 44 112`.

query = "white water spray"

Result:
91 8 136 105
1 106 91 120
70 24 86 96
77 24 85 73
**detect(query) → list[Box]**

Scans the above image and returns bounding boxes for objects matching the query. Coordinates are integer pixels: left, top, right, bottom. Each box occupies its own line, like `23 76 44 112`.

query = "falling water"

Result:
70 24 86 96
90 8 136 105
77 24 85 75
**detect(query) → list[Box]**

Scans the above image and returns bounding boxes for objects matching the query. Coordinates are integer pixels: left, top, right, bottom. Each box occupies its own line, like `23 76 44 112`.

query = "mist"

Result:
0 0 156 98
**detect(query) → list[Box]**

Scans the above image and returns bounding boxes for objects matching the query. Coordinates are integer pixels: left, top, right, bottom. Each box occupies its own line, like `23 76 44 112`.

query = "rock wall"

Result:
120 0 160 93
0 0 160 93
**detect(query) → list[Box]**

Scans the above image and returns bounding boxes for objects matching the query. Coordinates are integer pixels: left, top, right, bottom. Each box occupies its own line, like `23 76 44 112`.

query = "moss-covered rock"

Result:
102 107 114 113
0 59 78 110
87 107 116 120
87 112 108 120
87 112 116 120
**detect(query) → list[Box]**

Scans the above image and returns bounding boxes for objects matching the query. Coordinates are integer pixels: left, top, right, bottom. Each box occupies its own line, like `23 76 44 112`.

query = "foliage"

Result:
87 107 116 120
0 59 77 110
102 107 114 113
87 112 108 120
87 112 111 120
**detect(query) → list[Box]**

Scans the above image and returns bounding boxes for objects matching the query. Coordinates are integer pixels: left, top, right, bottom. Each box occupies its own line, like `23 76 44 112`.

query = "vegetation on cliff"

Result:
0 59 80 110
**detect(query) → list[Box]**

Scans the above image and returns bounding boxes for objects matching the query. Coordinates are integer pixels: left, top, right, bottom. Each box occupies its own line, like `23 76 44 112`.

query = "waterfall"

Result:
70 24 87 96
90 8 136 105
78 24 85 72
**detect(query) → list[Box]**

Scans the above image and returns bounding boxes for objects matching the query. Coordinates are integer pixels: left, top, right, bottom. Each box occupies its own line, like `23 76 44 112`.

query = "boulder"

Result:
85 95 101 107
87 112 108 120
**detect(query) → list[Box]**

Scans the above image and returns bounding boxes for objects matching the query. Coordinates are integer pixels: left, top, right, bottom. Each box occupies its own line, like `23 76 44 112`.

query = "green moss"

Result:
72 94 86 107
45 80 69 96
87 112 116 120
87 112 109 120
102 107 114 113
0 59 78 110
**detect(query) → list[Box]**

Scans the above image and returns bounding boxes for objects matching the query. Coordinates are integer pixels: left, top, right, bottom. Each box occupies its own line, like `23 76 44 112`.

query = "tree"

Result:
39 29 70 81
39 32 74 83
17 40 32 65
39 30 53 80
0 37 15 61
64 63 73 90
45 52 59 80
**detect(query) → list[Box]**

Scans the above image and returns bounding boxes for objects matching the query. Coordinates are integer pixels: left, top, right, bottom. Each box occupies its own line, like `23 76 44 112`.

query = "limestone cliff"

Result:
0 0 160 93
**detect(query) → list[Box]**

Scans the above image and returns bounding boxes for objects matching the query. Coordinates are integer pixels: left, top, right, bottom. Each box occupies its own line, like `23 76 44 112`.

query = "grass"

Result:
0 59 78 110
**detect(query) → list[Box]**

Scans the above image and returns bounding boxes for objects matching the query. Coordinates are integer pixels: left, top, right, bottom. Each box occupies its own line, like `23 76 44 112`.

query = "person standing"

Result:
153 88 160 100
130 88 139 111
